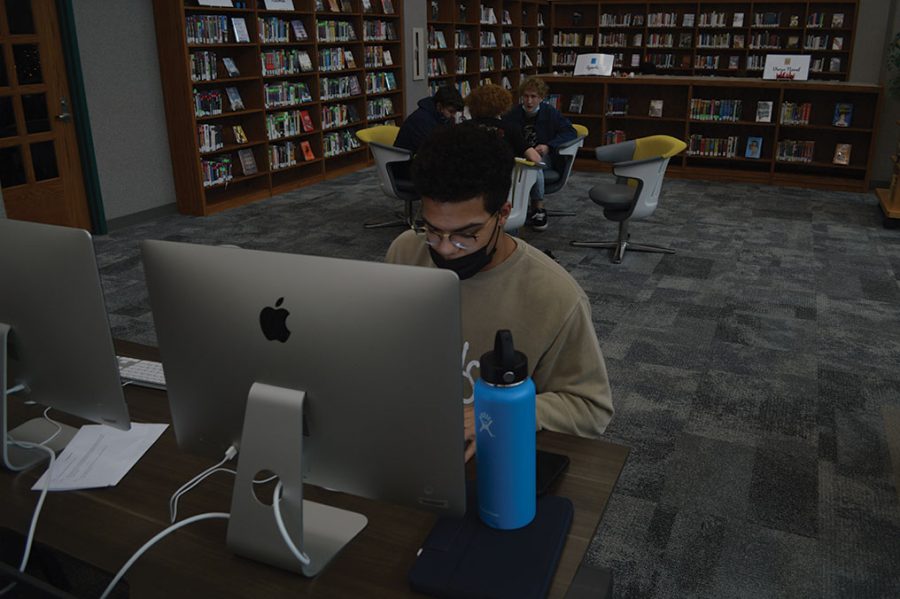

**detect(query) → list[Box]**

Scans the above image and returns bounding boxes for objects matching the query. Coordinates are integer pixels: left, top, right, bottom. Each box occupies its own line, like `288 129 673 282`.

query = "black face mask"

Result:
427 221 500 281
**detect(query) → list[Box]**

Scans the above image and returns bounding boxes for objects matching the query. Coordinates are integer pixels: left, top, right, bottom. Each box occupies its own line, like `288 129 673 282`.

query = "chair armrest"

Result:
514 157 546 169
611 156 667 185
368 141 413 163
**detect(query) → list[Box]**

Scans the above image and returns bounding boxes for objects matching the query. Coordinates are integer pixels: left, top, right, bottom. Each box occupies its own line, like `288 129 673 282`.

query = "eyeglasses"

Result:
412 212 499 251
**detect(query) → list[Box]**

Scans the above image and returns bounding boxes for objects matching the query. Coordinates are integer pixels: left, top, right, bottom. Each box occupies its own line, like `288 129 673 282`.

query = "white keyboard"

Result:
117 356 167 390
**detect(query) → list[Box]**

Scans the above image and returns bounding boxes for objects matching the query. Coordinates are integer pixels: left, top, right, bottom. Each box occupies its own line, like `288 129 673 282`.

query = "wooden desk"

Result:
1 341 629 598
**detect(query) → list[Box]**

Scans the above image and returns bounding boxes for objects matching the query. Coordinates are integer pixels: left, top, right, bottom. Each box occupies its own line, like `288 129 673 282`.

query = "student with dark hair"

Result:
385 125 613 460
463 84 542 164
502 77 577 231
394 86 465 154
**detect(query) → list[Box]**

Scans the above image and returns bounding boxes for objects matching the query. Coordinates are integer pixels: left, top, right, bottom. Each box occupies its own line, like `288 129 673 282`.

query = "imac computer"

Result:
0 219 131 471
141 240 466 576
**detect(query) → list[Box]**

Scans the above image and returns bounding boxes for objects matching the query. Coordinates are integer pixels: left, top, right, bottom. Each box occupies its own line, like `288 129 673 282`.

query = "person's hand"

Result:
535 144 550 156
524 147 542 164
464 404 476 462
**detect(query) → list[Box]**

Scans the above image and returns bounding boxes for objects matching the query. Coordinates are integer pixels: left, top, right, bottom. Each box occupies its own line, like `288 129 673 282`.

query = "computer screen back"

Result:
0 219 130 433
142 240 466 517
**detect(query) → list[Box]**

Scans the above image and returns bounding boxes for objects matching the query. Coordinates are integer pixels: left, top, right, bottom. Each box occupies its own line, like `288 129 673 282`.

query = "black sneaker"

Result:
529 208 548 231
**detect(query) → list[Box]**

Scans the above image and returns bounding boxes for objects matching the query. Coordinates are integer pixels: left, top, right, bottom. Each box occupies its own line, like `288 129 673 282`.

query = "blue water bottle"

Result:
474 330 536 529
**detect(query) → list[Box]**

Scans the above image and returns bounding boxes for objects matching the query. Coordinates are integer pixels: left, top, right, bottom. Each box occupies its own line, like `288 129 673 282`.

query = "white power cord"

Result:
98 512 230 599
0 438 56 597
273 481 311 566
168 445 237 523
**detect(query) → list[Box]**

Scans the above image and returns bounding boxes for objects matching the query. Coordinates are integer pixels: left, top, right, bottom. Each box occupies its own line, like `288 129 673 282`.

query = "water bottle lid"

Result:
479 330 528 385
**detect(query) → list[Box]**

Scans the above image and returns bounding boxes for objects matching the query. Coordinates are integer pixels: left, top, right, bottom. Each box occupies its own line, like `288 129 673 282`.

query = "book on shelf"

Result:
382 0 394 15
349 76 361 95
327 0 339 11
362 0 372 13
682 13 694 27
745 136 762 159
832 36 843 51
225 86 244 111
298 51 314 71
832 143 851 165
383 50 393 66
755 101 773 123
733 34 744 49
222 57 240 77
728 55 740 70
263 0 294 10
832 103 853 127
300 140 316 161
344 50 357 68
291 20 308 41
732 12 743 27
786 35 800 49
238 148 258 175
789 15 799 27
232 17 250 43
832 13 844 28
829 57 842 72
315 0 325 10
631 54 640 67
546 94 561 111
648 99 663 117
341 0 352 12
568 94 584 114
232 125 248 144
430 1 439 20
300 110 315 132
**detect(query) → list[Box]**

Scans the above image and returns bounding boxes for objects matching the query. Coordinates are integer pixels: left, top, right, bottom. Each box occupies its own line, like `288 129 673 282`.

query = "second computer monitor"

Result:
142 240 466 517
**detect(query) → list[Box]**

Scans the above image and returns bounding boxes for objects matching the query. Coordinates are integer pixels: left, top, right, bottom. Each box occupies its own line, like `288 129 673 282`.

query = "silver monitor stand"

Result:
227 382 367 576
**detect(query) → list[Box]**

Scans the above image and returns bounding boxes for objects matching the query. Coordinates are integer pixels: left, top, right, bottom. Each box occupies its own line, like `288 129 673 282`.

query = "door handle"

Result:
56 97 72 122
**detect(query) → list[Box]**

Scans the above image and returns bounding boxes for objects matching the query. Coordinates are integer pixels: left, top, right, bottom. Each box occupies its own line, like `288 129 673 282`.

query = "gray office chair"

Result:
571 135 686 264
505 158 543 233
356 126 419 229
542 124 587 217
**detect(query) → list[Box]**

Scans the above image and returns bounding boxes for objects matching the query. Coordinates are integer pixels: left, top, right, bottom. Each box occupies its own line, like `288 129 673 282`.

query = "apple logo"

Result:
259 297 291 342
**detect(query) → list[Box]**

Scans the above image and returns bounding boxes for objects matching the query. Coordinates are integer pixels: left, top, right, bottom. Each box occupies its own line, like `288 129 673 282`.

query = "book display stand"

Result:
153 0 404 215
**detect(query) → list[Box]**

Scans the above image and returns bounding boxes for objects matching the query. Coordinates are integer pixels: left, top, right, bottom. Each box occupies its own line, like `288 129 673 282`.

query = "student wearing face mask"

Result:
502 77 577 231
385 126 613 456
394 85 465 154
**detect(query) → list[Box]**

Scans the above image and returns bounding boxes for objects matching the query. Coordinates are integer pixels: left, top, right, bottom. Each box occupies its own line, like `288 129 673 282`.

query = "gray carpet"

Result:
93 168 900 598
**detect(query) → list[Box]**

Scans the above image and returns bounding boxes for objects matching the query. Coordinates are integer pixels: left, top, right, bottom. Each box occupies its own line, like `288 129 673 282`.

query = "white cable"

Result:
0 439 56 596
168 445 237 523
39 407 63 447
273 481 311 566
169 467 236 523
99 512 230 599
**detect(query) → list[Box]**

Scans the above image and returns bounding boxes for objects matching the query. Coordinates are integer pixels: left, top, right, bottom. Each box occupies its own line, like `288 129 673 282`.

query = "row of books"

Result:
599 14 644 27
193 89 224 117
366 97 394 120
604 130 627 145
266 109 315 140
201 156 233 188
780 102 812 126
316 20 357 43
480 56 495 72
588 11 845 30
364 46 394 68
264 81 313 108
428 57 449 77
322 103 360 130
776 140 815 163
259 17 307 43
321 75 362 100
190 51 218 82
365 71 398 94
261 49 314 76
323 130 362 158
686 135 741 158
197 124 224 154
316 0 394 15
320 47 352 72
363 20 397 41
689 99 743 122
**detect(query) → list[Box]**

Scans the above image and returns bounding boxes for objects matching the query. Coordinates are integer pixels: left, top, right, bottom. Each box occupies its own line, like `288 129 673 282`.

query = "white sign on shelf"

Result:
264 0 295 10
197 0 234 7
762 55 811 81
573 54 614 77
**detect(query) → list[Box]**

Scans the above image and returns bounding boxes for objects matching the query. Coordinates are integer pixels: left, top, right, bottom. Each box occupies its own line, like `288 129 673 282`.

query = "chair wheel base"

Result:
364 211 411 229
571 240 674 264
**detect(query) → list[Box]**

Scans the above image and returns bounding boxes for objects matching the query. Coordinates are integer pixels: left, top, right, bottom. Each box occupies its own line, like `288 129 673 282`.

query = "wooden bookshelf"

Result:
540 75 880 191
549 0 857 80
153 0 404 215
426 0 550 96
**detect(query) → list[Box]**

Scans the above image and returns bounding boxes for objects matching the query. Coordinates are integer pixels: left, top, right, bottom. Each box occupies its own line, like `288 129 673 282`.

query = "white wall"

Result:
71 0 176 220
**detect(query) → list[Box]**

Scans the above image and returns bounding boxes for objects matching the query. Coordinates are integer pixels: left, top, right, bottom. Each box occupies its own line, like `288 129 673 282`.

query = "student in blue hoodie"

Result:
502 77 576 231
395 86 465 154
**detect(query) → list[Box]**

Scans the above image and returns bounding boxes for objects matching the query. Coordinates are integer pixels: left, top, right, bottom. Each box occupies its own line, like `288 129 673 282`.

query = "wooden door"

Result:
0 0 90 228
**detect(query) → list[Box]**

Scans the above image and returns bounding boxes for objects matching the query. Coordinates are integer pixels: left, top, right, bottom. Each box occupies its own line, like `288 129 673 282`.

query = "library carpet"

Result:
93 169 900 598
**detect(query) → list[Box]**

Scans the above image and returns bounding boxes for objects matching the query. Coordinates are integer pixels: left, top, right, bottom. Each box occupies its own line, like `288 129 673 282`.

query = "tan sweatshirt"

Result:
386 230 613 438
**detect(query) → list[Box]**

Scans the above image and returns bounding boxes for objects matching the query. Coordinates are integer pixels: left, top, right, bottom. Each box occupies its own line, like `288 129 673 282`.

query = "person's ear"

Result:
497 201 512 226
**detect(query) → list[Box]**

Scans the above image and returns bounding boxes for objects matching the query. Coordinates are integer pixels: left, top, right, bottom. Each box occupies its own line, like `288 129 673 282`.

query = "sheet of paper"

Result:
32 423 168 491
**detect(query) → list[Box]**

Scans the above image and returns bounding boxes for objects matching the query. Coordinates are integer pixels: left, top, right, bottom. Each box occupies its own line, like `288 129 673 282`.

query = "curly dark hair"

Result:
465 84 512 119
412 125 514 213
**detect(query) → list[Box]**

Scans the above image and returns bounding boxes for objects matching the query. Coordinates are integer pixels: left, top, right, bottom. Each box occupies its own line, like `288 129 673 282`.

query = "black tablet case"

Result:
408 488 573 599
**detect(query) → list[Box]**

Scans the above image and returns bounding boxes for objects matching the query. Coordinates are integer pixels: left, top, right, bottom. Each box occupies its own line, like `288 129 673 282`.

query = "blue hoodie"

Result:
394 96 451 153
